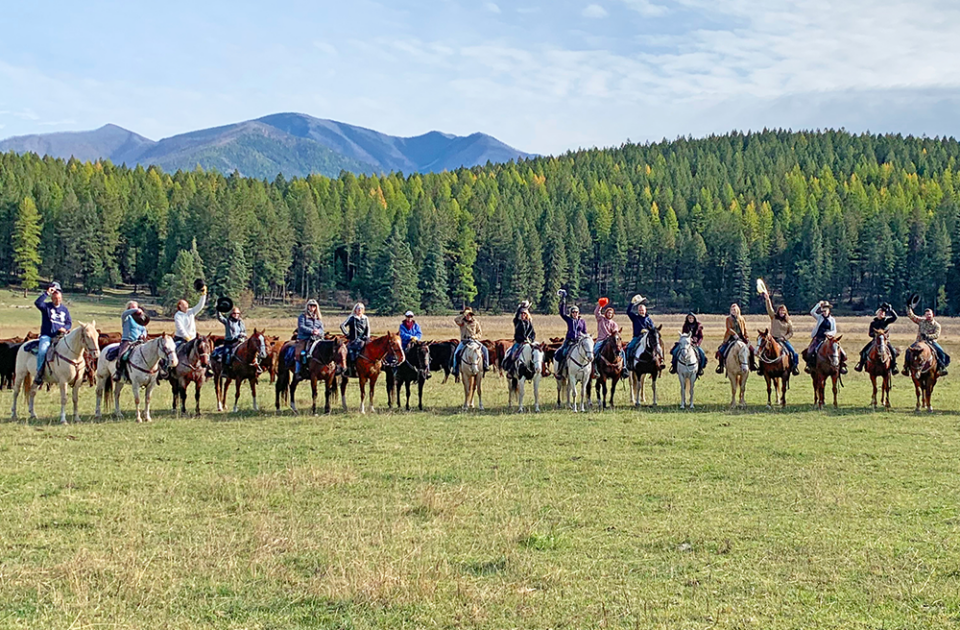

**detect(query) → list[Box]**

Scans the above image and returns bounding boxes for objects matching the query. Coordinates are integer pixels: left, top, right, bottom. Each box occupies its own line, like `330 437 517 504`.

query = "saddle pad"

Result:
22 339 39 354
283 345 297 364
104 343 120 362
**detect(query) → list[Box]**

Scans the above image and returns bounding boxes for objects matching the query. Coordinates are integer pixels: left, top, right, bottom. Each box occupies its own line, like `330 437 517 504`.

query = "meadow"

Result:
2 290 960 628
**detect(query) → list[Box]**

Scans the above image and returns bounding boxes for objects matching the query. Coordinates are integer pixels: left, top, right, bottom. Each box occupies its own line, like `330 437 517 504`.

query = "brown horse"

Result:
864 330 894 409
338 332 406 414
628 326 664 406
904 341 939 412
757 329 791 408
276 337 347 414
589 332 624 409
213 330 268 413
810 335 843 409
168 336 214 415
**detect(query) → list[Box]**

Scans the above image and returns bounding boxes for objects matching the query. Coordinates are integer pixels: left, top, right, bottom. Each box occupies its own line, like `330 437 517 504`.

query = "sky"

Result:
2 0 960 155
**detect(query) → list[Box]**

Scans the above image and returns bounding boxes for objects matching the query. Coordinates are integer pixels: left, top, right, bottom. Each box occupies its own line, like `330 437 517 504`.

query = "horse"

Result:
757 329 791 408
212 330 269 413
277 337 347 414
628 326 664 407
339 332 406 414
458 339 485 410
95 334 178 423
904 340 938 412
506 341 543 413
673 333 699 410
11 323 100 424
555 333 593 412
590 332 624 410
168 335 214 415
386 339 431 411
810 335 843 409
724 338 751 408
864 330 894 409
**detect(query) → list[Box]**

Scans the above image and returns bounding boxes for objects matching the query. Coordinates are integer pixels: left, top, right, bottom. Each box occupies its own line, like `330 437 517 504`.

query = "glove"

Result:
598 297 609 308
631 294 642 305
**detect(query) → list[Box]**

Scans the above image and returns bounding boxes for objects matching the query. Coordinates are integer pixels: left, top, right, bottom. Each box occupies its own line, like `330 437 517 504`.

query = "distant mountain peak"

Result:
0 113 531 179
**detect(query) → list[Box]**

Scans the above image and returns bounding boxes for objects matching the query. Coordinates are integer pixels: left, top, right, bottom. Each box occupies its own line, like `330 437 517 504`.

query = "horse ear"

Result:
657 325 662 331
835 335 843 342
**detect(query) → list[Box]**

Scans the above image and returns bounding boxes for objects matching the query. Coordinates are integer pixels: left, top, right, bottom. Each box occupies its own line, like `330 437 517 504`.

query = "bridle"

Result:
675 335 698 367
129 337 175 375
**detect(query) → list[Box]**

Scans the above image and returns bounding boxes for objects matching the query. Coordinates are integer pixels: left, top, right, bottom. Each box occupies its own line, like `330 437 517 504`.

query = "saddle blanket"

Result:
21 339 40 354
104 343 121 362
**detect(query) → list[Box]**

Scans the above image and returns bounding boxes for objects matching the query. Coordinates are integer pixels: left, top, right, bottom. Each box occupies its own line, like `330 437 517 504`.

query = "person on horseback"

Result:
905 305 950 376
625 295 655 369
294 299 324 378
504 301 536 373
451 307 489 374
218 306 248 371
803 300 847 374
715 304 756 374
669 313 706 376
594 297 620 354
398 311 421 350
34 282 71 383
761 290 800 376
854 303 899 374
173 287 207 346
340 303 371 372
555 289 587 376
114 300 148 382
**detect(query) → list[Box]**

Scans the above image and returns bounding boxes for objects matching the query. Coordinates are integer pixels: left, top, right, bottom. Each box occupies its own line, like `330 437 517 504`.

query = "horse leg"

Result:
415 379 422 411
72 382 81 424
358 377 367 414
870 374 877 408
144 380 156 422
324 377 333 415
57 382 68 425
311 377 319 415
340 376 348 412
679 374 687 410
832 374 838 408
368 375 378 413
477 375 484 411
517 377 525 413
405 379 412 411
729 376 737 408
533 374 540 413
133 383 144 423
766 376 772 409
114 381 124 419
250 376 259 412
689 375 695 410
215 373 224 412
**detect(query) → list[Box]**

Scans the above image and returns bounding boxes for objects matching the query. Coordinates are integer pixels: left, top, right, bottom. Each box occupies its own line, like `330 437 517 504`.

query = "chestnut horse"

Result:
338 332 406 414
757 329 791 408
864 330 894 409
213 330 268 413
810 335 843 409
904 340 938 412
589 332 624 409
276 337 347 414
169 335 214 415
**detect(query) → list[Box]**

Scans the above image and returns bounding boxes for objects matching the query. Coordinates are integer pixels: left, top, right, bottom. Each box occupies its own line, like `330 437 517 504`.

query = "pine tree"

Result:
372 226 421 315
13 197 42 290
213 240 249 306
419 235 449 314
160 246 203 314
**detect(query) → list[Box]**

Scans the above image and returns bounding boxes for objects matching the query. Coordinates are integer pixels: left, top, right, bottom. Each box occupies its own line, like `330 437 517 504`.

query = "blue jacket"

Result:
626 302 655 338
35 293 72 338
398 321 422 348
559 302 587 341
121 308 147 341
297 313 324 340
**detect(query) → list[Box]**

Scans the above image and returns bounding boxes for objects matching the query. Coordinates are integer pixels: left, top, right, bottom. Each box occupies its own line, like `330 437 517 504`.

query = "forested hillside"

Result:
2 129 959 315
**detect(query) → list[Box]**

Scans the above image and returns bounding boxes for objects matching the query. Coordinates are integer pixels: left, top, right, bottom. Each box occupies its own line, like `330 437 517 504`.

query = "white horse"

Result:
725 338 751 408
556 333 594 412
507 342 542 413
96 335 178 423
674 333 699 410
459 340 484 410
11 322 100 424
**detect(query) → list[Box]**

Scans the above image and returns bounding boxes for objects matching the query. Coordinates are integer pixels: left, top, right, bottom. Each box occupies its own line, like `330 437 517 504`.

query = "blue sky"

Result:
2 0 960 155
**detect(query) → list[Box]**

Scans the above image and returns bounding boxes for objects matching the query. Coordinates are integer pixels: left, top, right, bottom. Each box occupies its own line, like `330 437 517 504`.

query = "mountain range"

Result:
0 113 533 179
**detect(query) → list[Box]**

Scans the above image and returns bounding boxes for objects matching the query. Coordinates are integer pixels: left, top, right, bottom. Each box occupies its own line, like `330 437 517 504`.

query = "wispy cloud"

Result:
582 4 608 18
619 0 668 17
312 41 339 56
484 2 501 14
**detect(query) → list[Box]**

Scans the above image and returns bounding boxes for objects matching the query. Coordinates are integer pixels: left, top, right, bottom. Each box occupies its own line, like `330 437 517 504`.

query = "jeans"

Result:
929 340 951 367
781 339 799 367
36 335 51 375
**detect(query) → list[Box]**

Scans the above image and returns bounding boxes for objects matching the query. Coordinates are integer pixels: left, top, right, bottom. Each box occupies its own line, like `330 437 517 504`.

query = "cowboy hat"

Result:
820 301 833 309
216 296 234 314
461 306 474 315
193 278 206 292
756 278 768 295
630 294 648 305
132 310 150 326
908 293 921 310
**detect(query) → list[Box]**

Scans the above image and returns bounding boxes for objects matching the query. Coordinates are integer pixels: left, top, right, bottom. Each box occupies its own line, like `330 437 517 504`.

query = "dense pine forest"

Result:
2 129 959 315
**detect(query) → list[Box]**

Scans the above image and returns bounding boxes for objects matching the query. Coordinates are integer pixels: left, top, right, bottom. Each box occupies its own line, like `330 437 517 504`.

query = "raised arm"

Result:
810 303 821 318
35 293 47 310
763 293 775 319
188 293 207 317
216 312 227 324
906 306 921 324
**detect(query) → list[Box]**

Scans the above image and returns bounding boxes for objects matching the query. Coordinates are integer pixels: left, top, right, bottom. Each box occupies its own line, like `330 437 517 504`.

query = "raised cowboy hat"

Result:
132 310 150 326
193 278 206 292
908 293 921 310
216 296 234 314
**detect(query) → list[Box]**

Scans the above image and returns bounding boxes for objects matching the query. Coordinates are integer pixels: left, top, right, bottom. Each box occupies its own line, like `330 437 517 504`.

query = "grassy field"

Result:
2 290 960 628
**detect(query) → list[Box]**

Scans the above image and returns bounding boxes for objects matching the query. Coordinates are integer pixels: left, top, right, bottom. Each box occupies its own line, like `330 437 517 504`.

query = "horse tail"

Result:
102 372 113 398
21 371 32 398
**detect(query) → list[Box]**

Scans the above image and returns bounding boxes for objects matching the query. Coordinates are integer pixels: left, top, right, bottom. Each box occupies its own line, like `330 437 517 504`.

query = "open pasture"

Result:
2 295 960 628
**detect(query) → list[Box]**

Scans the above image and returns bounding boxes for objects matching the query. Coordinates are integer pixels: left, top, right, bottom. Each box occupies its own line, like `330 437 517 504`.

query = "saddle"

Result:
22 339 40 354
105 341 139 363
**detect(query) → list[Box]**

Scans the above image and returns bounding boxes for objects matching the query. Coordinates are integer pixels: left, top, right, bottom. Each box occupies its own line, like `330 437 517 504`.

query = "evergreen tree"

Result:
13 197 42 290
419 235 449 314
212 240 249 305
160 243 204 314
372 226 421 315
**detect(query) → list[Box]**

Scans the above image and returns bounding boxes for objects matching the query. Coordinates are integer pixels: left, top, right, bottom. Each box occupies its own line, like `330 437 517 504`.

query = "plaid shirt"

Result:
908 307 941 341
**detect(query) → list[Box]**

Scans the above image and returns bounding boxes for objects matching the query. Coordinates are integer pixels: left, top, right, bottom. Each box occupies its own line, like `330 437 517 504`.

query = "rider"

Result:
218 305 248 369
761 290 800 376
625 295 655 370
294 299 324 377
451 307 489 374
398 310 422 350
716 303 756 374
504 301 536 373
669 313 706 376
173 287 207 346
34 282 71 383
340 303 371 370
854 303 899 374
114 300 148 382
555 289 587 376
906 305 950 376
803 300 847 374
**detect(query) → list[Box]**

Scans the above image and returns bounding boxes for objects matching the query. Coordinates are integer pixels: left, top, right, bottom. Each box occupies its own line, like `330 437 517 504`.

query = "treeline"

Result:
2 129 960 315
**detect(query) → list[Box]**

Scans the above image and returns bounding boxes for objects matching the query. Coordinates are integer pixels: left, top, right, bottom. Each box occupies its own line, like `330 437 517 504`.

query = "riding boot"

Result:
36 363 45 384
669 356 677 374
715 355 724 374
113 358 124 382
749 348 758 372
839 351 848 374
791 363 800 376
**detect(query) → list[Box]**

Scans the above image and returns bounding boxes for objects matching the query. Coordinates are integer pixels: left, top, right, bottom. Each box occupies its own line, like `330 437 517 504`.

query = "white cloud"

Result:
312 41 339 56
484 2 501 14
582 4 608 18
620 0 668 17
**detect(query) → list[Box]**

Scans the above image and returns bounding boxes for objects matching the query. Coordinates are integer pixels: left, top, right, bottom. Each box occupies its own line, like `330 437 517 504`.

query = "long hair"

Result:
776 305 790 322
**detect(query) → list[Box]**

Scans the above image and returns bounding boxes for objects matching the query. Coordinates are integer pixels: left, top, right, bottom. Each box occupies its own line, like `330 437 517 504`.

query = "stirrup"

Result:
854 363 864 372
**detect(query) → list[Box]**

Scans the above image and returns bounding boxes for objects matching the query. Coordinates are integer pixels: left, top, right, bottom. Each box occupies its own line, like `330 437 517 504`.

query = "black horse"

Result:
386 339 432 410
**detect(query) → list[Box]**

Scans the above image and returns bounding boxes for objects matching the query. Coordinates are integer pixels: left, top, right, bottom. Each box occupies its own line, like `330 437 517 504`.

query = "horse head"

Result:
412 340 431 378
822 335 842 368
253 329 268 361
386 331 406 366
160 333 179 370
197 335 214 368
80 321 101 354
